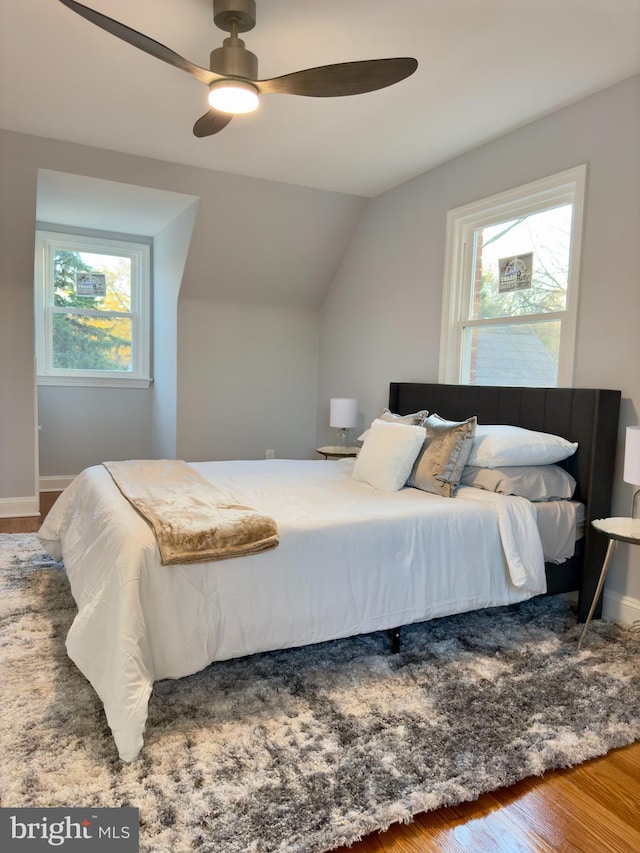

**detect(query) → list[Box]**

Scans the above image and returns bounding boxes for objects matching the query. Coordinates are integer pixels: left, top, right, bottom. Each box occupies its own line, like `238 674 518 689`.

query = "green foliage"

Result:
51 250 131 371
477 267 566 319
51 315 130 370
53 250 95 308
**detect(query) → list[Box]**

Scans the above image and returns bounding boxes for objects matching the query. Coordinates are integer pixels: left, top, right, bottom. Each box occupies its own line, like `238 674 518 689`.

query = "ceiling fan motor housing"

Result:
210 38 258 79
213 0 256 34
211 0 258 79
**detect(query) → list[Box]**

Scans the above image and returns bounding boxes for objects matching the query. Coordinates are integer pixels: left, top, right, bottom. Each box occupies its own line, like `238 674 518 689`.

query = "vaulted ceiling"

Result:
2 0 639 197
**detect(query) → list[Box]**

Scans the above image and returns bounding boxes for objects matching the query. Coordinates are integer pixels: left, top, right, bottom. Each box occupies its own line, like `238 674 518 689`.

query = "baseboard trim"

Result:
0 496 39 519
558 589 640 626
39 476 75 492
603 589 640 626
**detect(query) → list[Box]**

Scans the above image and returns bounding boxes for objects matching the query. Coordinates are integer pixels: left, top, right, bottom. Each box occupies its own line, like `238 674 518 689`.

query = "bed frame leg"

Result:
388 627 401 654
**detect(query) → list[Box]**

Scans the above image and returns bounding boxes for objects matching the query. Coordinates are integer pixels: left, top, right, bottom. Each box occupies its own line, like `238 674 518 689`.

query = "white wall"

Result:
318 74 640 614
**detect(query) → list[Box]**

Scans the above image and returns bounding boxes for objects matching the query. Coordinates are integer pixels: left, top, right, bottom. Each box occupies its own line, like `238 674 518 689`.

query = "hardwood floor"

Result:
2 494 639 851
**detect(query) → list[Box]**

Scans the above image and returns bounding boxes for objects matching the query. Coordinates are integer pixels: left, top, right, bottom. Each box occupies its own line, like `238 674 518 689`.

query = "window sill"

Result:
37 376 153 389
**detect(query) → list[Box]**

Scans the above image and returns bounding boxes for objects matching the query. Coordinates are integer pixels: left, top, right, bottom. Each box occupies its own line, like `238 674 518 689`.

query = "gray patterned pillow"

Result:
407 414 477 498
357 408 428 442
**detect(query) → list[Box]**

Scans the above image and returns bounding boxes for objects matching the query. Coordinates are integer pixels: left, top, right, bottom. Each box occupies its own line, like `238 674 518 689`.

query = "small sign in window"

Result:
498 252 533 293
75 272 107 297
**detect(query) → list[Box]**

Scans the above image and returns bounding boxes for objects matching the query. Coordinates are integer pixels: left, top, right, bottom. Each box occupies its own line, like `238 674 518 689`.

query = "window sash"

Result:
439 165 586 388
459 309 567 330
49 306 133 320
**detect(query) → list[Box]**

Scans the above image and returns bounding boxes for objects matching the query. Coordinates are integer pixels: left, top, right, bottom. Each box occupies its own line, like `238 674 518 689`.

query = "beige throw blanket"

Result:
103 460 279 565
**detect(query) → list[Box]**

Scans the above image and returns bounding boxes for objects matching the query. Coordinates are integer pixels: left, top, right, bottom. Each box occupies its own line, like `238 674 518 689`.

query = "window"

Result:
439 165 586 387
35 230 151 387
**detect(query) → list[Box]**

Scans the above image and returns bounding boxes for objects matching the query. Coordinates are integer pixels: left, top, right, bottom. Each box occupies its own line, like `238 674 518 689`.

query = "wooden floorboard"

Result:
2 495 639 851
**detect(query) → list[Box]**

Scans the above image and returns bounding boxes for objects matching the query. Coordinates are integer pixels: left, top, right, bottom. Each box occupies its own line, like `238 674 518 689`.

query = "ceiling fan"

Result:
58 0 418 138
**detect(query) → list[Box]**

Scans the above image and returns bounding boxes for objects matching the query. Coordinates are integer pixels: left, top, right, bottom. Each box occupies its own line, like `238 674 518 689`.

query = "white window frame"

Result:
439 165 587 387
35 230 152 388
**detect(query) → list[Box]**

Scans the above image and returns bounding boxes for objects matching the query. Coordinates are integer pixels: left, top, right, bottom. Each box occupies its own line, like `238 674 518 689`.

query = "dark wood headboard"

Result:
389 383 621 622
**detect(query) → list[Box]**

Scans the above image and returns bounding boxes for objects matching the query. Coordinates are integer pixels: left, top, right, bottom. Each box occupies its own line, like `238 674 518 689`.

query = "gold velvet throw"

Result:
103 460 279 565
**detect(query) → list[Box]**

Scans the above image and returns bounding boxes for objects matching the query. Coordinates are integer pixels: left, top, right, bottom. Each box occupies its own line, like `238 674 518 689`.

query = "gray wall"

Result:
0 137 38 510
152 202 200 460
37 386 154 474
318 74 640 607
0 129 364 509
177 298 319 461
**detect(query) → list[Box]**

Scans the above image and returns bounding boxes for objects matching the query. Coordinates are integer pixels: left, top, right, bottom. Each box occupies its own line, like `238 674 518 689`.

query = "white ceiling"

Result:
2 0 640 198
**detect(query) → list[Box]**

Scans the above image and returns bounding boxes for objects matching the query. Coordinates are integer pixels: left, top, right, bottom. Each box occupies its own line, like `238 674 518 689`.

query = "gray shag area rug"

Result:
1 533 639 853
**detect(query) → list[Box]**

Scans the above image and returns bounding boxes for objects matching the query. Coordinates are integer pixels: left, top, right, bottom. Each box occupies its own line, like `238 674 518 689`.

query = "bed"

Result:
388 383 621 621
38 383 620 762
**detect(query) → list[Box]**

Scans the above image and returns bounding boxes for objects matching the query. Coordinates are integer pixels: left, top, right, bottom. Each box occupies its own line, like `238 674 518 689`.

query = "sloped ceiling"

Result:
36 170 199 236
31 161 366 306
2 0 639 197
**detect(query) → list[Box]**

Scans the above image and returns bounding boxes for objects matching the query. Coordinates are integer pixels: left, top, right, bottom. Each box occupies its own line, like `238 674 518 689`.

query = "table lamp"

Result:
623 425 640 518
330 398 358 447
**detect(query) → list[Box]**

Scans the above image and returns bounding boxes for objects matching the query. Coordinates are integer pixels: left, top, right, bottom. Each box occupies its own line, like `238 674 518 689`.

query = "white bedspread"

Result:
38 458 546 762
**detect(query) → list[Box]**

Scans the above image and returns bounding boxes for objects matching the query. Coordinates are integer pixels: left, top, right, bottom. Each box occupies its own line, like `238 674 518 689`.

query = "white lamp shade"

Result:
330 398 358 428
624 426 640 486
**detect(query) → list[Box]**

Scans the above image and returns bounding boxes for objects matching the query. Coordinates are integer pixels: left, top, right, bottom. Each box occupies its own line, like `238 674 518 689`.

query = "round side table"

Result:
315 446 360 460
578 517 640 649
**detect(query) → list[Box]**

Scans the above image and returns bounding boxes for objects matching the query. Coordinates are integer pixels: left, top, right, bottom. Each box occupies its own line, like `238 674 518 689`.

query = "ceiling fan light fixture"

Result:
57 0 419 138
208 79 259 114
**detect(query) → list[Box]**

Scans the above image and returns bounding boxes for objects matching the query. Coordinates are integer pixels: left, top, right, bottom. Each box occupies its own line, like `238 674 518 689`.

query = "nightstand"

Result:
578 517 640 649
315 446 360 460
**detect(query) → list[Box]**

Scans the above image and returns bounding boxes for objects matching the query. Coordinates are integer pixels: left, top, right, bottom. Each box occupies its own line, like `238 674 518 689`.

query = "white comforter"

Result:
38 458 546 762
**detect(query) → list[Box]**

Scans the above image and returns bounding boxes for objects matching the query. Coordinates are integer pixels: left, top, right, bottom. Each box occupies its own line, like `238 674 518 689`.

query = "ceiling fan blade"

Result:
57 0 220 86
256 57 417 97
193 109 234 138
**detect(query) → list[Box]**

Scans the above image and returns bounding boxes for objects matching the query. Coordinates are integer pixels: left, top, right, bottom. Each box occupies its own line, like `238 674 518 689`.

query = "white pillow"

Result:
352 419 426 491
467 424 578 468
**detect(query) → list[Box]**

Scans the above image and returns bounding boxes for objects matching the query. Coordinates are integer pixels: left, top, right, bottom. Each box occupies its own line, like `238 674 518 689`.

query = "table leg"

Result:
577 538 617 650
